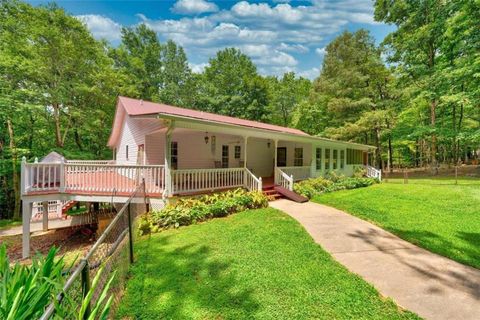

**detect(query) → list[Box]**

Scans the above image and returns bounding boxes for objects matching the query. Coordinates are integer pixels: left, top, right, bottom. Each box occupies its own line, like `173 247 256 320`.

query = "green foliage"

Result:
150 189 268 231
315 180 480 269
294 175 378 199
117 208 419 319
0 245 66 319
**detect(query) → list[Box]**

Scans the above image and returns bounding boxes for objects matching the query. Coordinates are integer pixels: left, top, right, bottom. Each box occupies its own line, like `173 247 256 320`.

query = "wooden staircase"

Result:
262 185 284 201
61 200 78 219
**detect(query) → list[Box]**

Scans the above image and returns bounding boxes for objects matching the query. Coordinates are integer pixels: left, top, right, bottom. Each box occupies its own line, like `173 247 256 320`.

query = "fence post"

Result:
456 166 459 184
60 157 65 192
127 203 134 264
81 259 91 319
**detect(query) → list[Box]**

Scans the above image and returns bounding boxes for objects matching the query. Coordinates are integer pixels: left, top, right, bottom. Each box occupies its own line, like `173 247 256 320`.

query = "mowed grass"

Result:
117 208 418 320
314 180 480 269
0 219 21 230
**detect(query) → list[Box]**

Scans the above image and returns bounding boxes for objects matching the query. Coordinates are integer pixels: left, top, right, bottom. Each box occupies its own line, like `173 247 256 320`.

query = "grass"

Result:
313 180 480 269
117 208 418 319
0 219 21 230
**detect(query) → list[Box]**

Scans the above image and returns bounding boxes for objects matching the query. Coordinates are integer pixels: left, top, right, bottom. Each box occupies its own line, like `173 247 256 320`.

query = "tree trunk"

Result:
374 127 383 170
52 102 64 147
7 119 21 220
430 99 438 174
388 136 393 172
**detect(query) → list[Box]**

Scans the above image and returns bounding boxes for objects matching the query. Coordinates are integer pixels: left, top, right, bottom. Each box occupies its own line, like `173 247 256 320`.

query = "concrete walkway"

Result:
0 216 93 237
270 199 480 320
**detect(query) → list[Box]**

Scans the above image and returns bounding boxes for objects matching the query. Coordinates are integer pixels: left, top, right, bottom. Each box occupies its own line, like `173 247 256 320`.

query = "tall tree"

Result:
268 72 311 127
310 30 395 169
199 48 269 121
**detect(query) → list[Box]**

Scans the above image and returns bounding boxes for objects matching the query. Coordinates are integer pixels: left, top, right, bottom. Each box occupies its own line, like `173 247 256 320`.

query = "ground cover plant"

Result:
118 208 419 319
293 172 378 199
314 181 480 269
138 189 269 234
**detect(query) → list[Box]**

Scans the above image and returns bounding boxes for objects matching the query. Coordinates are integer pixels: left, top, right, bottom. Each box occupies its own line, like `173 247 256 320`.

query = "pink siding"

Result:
115 116 163 165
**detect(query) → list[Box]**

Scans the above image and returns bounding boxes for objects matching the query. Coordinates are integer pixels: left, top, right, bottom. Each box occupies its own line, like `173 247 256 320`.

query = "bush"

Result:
294 176 378 199
150 189 268 231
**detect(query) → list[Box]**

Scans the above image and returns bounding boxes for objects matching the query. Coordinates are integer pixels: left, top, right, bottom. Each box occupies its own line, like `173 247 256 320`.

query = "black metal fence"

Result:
40 182 149 319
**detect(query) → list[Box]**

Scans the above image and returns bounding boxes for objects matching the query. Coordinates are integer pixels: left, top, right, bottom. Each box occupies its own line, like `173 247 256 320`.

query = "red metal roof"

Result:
118 96 309 136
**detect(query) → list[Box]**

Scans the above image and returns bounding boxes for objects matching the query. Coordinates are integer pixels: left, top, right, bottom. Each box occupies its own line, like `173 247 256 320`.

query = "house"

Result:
20 96 379 258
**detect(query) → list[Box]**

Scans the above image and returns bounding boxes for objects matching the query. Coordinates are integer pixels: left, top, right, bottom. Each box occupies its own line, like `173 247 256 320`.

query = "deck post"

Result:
22 200 33 259
59 157 65 192
164 122 174 197
273 140 278 184
310 143 316 179
42 201 49 231
243 136 248 186
21 156 26 195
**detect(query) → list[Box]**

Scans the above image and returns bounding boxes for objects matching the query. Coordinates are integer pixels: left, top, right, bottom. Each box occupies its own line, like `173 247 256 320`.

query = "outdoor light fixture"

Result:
267 141 271 148
204 132 209 144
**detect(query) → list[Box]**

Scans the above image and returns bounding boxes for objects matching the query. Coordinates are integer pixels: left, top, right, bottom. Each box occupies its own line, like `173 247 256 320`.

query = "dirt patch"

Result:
1 227 96 263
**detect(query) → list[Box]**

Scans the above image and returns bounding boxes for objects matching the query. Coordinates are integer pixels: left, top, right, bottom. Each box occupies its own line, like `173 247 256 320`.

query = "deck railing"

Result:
171 167 246 194
22 159 165 196
275 168 293 190
277 166 311 182
22 158 263 197
365 165 382 181
245 168 262 191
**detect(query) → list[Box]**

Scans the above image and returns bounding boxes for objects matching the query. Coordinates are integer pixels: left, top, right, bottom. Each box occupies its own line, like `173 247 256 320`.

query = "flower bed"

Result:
293 173 378 199
138 189 269 235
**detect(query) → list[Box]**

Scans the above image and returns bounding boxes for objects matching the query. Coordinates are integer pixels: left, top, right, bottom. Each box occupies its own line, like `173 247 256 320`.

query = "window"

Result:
234 146 241 159
294 148 303 166
347 149 363 165
325 148 330 170
316 148 322 170
171 142 178 170
340 150 345 169
125 145 129 161
222 145 229 168
333 150 338 169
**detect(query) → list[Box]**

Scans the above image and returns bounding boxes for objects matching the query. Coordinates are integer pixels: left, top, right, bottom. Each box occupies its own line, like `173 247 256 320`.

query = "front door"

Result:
277 147 287 167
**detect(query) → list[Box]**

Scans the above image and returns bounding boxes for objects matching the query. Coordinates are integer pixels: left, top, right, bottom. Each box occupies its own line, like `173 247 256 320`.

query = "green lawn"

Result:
117 208 418 319
0 219 21 230
313 181 480 269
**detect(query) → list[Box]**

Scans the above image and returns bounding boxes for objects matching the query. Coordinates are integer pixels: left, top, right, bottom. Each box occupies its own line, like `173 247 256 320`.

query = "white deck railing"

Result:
245 168 262 191
277 166 311 182
275 168 293 190
365 165 382 181
22 158 263 197
22 160 165 195
171 167 246 194
65 160 115 165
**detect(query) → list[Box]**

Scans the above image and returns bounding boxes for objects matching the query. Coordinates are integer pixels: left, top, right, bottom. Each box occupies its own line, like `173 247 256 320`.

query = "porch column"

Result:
243 136 248 169
273 139 278 184
164 121 174 197
42 201 49 231
22 200 32 259
310 144 316 178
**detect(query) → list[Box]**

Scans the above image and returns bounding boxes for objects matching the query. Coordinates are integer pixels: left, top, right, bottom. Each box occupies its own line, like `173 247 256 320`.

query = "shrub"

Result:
150 189 268 231
294 176 378 199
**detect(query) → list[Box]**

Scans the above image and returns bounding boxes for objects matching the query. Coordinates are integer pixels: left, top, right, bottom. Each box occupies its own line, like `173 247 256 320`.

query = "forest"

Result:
1 0 479 219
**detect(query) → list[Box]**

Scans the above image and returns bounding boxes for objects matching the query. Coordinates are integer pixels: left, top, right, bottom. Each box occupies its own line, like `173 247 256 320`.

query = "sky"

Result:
28 0 395 80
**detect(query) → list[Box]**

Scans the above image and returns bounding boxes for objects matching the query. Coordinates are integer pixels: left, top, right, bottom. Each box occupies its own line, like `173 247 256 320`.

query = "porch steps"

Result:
263 187 284 201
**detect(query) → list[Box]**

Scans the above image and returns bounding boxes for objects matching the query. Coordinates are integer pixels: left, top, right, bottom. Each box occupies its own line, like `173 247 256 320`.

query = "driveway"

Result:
270 199 480 320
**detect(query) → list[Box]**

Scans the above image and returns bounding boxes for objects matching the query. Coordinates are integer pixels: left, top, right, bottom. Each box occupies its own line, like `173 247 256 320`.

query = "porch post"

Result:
164 121 174 197
42 201 49 231
310 143 316 178
243 136 248 186
273 139 278 184
22 200 32 259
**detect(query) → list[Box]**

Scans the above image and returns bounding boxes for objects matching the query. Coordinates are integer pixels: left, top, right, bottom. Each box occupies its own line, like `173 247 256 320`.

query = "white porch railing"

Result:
22 158 263 197
277 166 311 182
245 168 262 191
365 165 382 181
65 160 115 165
171 167 246 194
22 160 165 195
275 168 294 191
